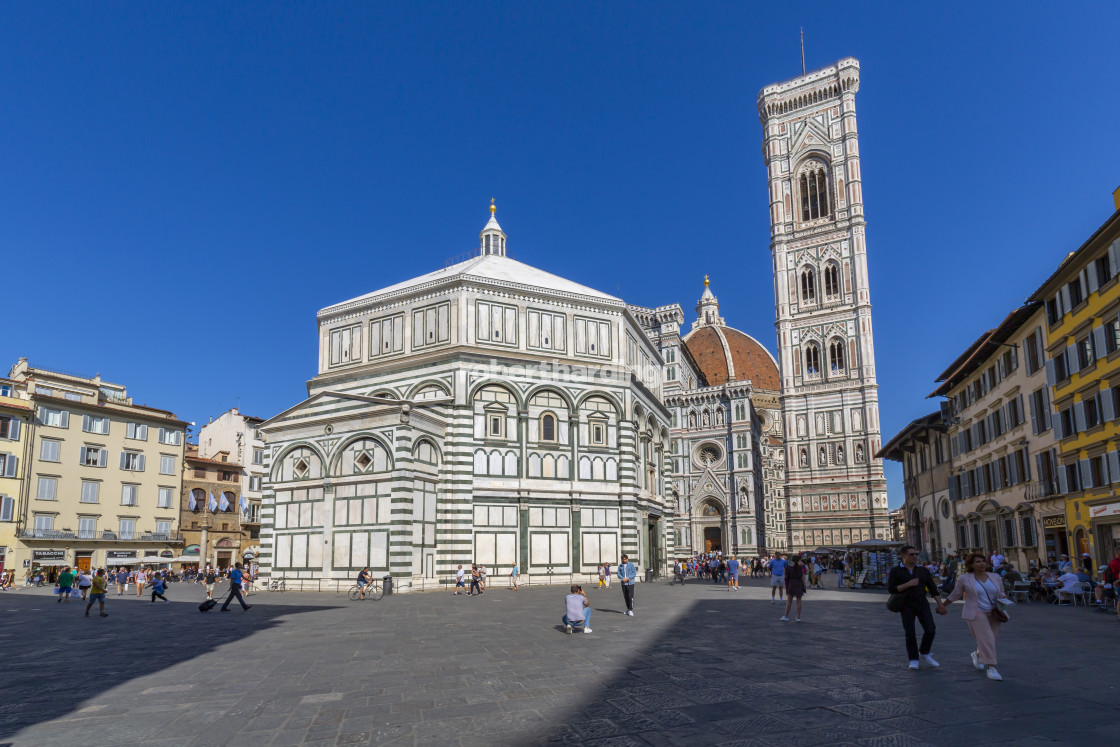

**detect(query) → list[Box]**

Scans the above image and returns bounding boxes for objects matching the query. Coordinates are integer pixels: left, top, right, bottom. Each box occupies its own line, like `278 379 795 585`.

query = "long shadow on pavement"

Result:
531 583 1120 747
0 587 342 742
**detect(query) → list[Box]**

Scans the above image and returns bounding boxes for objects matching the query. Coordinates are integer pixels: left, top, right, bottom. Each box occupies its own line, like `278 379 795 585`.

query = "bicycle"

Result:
348 581 383 601
268 578 286 592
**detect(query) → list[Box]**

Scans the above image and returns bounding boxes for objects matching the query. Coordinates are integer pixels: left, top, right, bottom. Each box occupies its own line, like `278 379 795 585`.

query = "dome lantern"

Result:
479 198 507 257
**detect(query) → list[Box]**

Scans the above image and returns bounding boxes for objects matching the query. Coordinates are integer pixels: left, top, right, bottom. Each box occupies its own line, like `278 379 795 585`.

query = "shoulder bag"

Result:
886 593 904 613
981 578 1009 623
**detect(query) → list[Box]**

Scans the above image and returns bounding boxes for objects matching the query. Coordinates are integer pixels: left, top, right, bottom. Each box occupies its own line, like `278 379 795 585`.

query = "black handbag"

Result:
886 593 904 613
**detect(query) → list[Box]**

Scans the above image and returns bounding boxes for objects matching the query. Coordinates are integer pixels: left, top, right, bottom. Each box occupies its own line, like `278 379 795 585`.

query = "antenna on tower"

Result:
800 28 806 76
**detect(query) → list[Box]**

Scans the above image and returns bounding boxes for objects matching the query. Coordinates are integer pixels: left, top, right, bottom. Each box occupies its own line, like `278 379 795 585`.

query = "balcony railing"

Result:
1025 480 1060 501
17 529 183 542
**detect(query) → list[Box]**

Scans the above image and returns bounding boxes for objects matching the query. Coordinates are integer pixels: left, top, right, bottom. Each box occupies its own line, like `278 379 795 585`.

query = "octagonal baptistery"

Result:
257 204 675 590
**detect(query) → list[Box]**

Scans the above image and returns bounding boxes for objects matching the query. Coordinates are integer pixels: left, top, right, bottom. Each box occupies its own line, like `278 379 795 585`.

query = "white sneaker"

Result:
795 618 801 623
770 600 775 604
780 615 789 621
583 628 592 634
920 654 939 668
164 600 170 605
627 610 634 616
986 666 1002 681
908 660 920 670
565 624 572 634
970 651 985 671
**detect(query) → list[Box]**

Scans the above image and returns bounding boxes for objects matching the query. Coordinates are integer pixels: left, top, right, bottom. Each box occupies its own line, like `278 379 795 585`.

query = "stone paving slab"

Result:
0 578 1116 745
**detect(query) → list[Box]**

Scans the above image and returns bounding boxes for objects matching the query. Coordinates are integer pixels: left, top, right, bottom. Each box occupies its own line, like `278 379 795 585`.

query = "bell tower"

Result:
757 57 888 551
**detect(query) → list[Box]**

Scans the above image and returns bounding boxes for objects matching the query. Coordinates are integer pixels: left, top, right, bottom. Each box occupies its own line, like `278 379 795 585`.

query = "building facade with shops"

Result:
197 408 266 562
877 412 954 561
180 444 249 569
1028 192 1120 570
926 304 1055 570
1 378 34 576
2 360 187 574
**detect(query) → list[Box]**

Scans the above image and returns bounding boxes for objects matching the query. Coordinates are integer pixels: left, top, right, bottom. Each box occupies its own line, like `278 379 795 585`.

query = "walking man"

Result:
617 554 637 616
220 563 252 612
510 563 519 591
887 544 946 670
726 555 740 591
114 568 128 595
57 566 75 603
85 569 109 617
768 552 787 604
453 565 465 595
204 567 218 600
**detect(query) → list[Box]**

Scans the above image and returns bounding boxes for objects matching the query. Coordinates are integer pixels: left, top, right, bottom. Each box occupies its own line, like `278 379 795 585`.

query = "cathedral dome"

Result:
683 325 779 390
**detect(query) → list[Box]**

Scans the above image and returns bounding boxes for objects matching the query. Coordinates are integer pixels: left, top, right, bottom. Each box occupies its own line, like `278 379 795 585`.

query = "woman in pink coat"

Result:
944 552 1011 681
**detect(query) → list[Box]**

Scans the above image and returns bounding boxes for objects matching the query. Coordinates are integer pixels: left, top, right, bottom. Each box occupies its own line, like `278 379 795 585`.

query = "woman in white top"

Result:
134 568 148 597
944 552 1012 681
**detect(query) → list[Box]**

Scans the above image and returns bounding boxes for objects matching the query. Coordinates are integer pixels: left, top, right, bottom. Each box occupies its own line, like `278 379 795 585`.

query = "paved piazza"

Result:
1 577 1116 746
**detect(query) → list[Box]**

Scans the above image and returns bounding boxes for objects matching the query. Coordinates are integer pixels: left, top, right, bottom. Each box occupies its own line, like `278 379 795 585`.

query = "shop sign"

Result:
1042 516 1066 529
160 550 174 558
106 551 136 561
183 545 201 555
1089 502 1120 519
32 549 65 561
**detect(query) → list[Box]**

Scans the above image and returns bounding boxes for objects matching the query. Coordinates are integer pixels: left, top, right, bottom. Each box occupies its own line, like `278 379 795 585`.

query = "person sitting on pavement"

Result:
562 584 592 634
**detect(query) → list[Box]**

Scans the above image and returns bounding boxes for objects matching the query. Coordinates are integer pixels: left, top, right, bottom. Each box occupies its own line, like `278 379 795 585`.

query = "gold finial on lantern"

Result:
490 198 496 215
704 274 710 287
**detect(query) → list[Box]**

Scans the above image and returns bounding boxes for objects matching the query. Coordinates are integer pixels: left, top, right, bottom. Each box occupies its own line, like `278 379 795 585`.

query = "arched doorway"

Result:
215 538 235 569
695 500 725 553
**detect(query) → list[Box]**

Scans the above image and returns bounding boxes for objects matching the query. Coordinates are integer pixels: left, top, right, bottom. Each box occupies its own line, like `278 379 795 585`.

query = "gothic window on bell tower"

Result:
800 267 816 304
804 343 821 379
823 262 840 299
798 160 832 222
829 339 845 374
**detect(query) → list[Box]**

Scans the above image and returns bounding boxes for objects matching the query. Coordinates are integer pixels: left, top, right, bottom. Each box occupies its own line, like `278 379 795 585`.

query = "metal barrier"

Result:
259 572 625 594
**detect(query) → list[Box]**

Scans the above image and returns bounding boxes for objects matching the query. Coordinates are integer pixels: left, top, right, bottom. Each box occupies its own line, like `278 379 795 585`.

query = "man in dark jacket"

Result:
887 545 946 670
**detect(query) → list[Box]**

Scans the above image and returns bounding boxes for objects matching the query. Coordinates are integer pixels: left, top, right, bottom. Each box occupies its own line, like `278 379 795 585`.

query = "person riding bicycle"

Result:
356 567 371 599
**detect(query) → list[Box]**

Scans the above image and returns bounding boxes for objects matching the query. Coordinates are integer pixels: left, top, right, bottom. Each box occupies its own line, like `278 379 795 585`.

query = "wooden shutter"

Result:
1057 465 1068 494
0 495 12 522
120 452 128 469
60 411 69 428
99 449 108 468
79 446 88 465
1080 459 1092 489
1087 261 1100 293
9 418 18 440
3 455 16 478
1073 402 1086 434
1110 451 1120 484
1045 359 1056 387
1029 391 1039 434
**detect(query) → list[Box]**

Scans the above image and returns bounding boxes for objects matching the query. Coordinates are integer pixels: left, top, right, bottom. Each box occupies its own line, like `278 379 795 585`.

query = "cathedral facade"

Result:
256 57 887 588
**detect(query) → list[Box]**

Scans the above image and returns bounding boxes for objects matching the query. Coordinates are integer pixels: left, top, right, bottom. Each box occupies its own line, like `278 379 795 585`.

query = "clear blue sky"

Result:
3 3 1118 508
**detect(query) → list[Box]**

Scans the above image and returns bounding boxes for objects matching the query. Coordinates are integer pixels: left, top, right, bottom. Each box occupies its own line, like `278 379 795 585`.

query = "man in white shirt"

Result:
562 584 592 634
990 552 1006 571
1057 570 1081 594
453 565 465 595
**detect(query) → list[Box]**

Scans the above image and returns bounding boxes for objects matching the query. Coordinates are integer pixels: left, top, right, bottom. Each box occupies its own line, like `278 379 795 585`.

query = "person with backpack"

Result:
468 564 482 596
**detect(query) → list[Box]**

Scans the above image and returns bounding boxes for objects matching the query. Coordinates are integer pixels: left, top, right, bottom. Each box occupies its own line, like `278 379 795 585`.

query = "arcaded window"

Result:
829 340 845 373
800 267 816 303
799 161 831 222
823 262 840 298
805 343 821 378
541 413 557 442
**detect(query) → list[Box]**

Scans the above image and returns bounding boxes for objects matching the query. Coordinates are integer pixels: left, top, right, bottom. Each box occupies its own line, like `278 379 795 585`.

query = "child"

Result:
150 573 170 604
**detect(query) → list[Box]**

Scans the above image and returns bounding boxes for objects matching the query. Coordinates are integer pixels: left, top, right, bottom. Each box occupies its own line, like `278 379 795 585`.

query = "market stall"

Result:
845 539 904 588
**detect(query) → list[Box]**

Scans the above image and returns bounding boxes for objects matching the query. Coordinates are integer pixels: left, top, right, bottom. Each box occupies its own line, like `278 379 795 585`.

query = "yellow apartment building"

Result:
1028 189 1120 569
5 359 187 573
1 377 34 577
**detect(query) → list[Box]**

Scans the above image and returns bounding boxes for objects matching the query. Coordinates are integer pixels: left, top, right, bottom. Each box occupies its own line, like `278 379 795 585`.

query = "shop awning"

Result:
33 560 68 566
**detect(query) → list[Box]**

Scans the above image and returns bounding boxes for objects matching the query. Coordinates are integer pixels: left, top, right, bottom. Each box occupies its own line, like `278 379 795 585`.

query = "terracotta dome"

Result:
683 325 779 390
